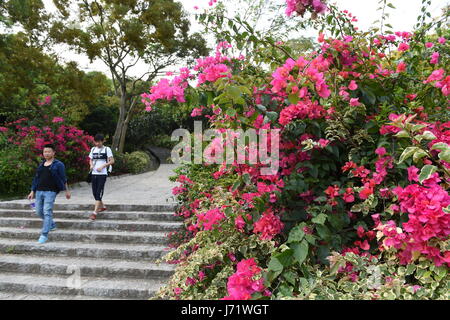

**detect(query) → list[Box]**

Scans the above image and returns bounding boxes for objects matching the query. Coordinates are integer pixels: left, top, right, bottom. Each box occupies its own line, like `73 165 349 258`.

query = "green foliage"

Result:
272 251 449 300
0 33 114 124
112 151 154 175
154 187 275 300
0 148 35 195
126 151 152 174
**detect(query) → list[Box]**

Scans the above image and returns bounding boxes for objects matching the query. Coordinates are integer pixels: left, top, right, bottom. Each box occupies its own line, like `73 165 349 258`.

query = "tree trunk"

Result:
112 89 128 152
116 95 140 153
118 119 129 153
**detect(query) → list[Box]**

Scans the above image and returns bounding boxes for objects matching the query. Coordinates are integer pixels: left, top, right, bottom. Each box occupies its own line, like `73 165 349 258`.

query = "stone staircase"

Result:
0 202 181 300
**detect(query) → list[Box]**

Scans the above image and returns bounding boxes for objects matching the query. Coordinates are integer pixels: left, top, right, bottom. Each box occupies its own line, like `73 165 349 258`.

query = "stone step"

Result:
0 217 183 232
0 272 166 299
0 227 170 245
0 239 171 261
0 209 181 222
0 254 175 279
0 292 132 300
0 202 177 212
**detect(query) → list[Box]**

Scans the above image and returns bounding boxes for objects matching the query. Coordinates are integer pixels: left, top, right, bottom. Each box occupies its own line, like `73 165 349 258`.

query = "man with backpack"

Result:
88 134 114 221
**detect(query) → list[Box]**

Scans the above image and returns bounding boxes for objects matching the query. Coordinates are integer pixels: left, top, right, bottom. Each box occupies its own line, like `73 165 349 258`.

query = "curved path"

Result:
3 163 181 206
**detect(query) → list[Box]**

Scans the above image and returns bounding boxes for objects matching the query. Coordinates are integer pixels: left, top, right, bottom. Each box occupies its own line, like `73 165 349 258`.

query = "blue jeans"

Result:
35 191 57 237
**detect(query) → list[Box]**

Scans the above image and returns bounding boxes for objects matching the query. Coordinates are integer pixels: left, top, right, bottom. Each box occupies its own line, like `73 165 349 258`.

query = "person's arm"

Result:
58 162 71 199
88 147 94 170
65 182 71 199
28 168 39 200
99 147 114 170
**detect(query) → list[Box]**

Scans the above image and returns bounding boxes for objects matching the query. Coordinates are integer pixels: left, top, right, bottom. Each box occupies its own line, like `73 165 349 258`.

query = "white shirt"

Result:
89 146 113 175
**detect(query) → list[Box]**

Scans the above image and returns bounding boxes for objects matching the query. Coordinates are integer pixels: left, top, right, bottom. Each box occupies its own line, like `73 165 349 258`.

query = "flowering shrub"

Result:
222 258 268 300
0 116 93 195
151 1 449 300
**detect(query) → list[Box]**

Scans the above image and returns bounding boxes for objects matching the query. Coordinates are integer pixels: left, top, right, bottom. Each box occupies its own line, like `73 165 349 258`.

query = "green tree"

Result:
49 0 209 152
0 32 113 123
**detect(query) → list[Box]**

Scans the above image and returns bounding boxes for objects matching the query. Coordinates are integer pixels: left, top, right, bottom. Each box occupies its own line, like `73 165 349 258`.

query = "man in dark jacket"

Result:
27 144 71 243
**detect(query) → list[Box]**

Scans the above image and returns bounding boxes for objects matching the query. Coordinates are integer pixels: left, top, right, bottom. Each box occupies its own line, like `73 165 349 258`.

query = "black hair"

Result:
43 143 56 151
94 134 105 142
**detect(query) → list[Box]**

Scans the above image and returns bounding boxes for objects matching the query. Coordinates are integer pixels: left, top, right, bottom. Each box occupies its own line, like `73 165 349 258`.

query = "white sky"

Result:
40 0 448 78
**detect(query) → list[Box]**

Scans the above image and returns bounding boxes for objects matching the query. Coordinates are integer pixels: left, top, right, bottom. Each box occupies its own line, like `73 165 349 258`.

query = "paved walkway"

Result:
2 164 181 206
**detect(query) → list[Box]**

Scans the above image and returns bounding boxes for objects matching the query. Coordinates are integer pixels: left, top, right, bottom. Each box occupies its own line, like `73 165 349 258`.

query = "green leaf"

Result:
405 264 416 276
438 150 450 162
283 271 297 286
226 108 236 117
291 240 309 265
279 284 294 297
274 249 294 267
288 93 299 105
311 213 327 225
305 234 316 245
413 149 428 163
242 173 251 185
256 104 267 113
309 166 318 179
316 224 331 240
431 142 449 152
266 111 278 122
287 225 305 243
415 131 437 142
267 257 284 277
227 86 241 99
418 165 438 183
411 124 427 132
399 147 419 164
231 180 241 191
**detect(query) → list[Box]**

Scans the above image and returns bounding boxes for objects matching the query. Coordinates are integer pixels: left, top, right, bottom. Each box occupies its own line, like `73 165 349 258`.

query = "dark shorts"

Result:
92 174 107 201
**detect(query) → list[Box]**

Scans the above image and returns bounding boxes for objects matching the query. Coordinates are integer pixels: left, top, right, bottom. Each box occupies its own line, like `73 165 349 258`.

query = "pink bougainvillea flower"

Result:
235 216 246 232
318 138 330 148
253 210 284 240
375 147 386 156
430 52 440 65
52 117 64 123
343 188 355 203
191 107 203 117
350 98 360 106
424 68 445 83
407 166 419 182
222 258 266 300
348 80 358 90
396 61 407 73
357 226 365 238
174 287 182 295
398 42 410 52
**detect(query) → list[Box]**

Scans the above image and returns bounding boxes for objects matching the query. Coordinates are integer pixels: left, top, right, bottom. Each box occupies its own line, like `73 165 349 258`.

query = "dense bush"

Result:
0 148 36 195
126 151 152 174
147 0 449 300
111 151 154 175
0 116 93 196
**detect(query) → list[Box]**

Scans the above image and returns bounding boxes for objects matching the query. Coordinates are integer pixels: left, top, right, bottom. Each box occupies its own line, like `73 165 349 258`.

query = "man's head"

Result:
94 134 105 148
43 143 56 160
